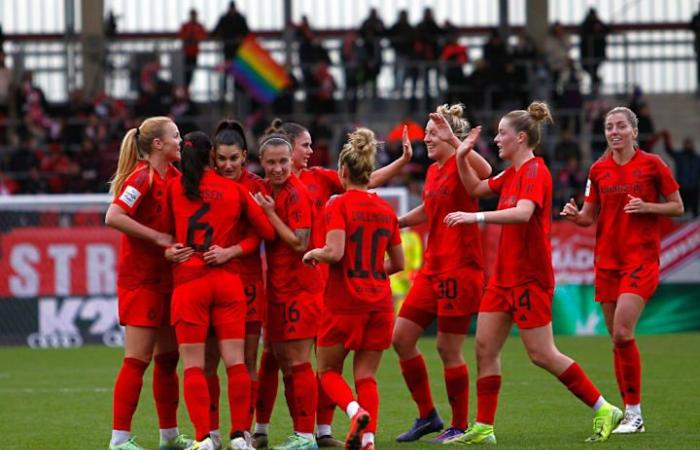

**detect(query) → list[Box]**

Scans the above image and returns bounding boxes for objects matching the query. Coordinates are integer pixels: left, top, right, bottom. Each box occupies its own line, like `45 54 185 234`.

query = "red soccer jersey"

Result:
487 157 554 288
263 174 323 300
230 168 267 278
112 162 179 292
422 155 483 274
585 149 679 269
298 167 344 211
323 190 402 314
166 170 274 286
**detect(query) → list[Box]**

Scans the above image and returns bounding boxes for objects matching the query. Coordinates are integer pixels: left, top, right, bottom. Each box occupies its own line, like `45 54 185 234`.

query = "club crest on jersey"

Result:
119 186 141 208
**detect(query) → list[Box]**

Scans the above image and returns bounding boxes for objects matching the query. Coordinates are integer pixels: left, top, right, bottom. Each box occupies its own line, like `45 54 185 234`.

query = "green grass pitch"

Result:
1 334 699 449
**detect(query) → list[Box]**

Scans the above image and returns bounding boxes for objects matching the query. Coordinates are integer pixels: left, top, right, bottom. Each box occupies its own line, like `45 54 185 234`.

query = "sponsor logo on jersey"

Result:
119 186 141 208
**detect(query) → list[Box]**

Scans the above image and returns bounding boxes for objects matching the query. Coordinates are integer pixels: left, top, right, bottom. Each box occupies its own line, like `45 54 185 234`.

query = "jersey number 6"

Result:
187 203 214 251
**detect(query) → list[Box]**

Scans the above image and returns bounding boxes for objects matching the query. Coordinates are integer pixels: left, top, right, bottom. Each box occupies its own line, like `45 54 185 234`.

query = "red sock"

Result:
246 379 258 430
153 351 180 429
316 374 336 427
445 365 469 430
255 351 279 425
113 357 148 430
183 367 210 441
206 373 220 431
613 347 626 402
476 375 501 425
319 370 355 411
291 363 317 433
355 377 379 434
283 374 297 427
558 362 601 407
615 339 641 405
227 364 251 434
399 355 434 418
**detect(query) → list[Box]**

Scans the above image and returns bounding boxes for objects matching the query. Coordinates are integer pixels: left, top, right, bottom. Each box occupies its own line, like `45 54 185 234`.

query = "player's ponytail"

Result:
266 118 308 147
214 118 248 152
339 127 377 186
180 131 213 201
503 101 553 149
110 116 172 196
435 103 470 139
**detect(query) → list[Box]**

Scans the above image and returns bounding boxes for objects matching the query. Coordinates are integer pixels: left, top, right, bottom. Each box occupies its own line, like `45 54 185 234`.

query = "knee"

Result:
527 347 558 370
392 334 416 359
612 328 635 346
475 338 496 363
436 342 463 366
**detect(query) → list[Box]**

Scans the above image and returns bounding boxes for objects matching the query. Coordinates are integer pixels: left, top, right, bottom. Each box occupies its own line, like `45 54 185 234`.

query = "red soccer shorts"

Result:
265 291 321 342
317 310 394 351
241 274 265 334
398 264 484 334
118 285 169 328
594 262 659 303
480 281 553 329
171 269 246 340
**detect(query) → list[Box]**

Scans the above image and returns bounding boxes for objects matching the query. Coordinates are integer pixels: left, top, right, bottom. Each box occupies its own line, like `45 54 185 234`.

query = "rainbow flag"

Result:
230 35 291 104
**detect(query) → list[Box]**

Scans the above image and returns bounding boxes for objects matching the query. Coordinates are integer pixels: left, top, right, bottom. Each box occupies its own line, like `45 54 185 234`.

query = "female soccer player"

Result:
190 120 267 449
165 131 274 450
105 117 191 450
391 104 491 443
252 130 322 450
560 106 683 434
255 119 412 448
303 128 405 450
442 101 622 444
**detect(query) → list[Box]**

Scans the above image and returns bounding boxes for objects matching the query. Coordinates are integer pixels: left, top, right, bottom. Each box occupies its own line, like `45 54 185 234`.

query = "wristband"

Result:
476 212 486 223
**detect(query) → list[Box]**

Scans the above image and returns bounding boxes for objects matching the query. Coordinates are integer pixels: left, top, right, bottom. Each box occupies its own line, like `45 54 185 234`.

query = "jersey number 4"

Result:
347 226 391 280
187 203 214 251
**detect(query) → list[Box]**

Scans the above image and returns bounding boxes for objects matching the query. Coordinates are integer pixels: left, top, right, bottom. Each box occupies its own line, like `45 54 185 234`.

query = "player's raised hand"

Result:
252 192 275 214
400 125 413 162
559 197 580 221
444 211 476 227
428 113 456 142
165 242 193 263
457 126 482 159
624 194 650 214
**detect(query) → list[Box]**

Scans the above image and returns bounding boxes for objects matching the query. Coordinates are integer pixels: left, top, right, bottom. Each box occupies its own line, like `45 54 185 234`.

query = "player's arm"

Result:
560 198 599 227
105 203 172 247
368 125 413 188
444 199 537 226
454 127 495 198
624 191 684 216
398 203 427 228
252 192 309 252
384 243 405 275
202 231 260 266
303 229 345 265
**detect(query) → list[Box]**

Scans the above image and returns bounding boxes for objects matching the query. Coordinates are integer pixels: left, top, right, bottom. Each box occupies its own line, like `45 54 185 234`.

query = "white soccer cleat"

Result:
230 436 254 450
210 433 222 450
186 437 215 450
612 411 645 434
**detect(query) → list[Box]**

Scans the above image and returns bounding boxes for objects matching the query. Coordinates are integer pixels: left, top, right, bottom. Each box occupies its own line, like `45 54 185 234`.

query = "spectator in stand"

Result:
342 31 362 115
179 9 208 91
463 59 491 112
554 58 584 134
543 22 570 85
310 62 336 115
415 8 443 107
358 8 386 98
170 86 199 136
690 4 700 96
510 30 538 108
387 10 416 98
553 131 582 164
440 30 468 105
635 102 655 151
104 10 118 39
308 115 333 168
0 51 12 117
212 1 249 63
482 28 508 87
554 156 586 215
579 7 609 87
662 131 700 217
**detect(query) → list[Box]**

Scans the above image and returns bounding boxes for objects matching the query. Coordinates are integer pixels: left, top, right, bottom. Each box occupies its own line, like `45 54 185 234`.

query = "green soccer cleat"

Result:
159 433 193 450
272 434 319 450
109 437 148 450
585 403 623 443
444 423 496 445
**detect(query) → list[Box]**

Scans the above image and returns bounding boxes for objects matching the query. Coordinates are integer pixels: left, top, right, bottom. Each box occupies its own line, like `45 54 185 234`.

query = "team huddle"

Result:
104 101 684 450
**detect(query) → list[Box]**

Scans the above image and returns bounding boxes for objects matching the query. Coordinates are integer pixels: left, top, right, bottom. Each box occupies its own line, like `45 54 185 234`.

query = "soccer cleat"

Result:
160 434 194 450
272 434 319 450
444 423 496 445
316 434 344 447
186 437 215 450
395 409 444 442
612 411 645 434
345 408 371 450
210 434 222 450
109 437 148 450
585 403 623 443
253 432 269 449
230 436 255 450
428 427 464 444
